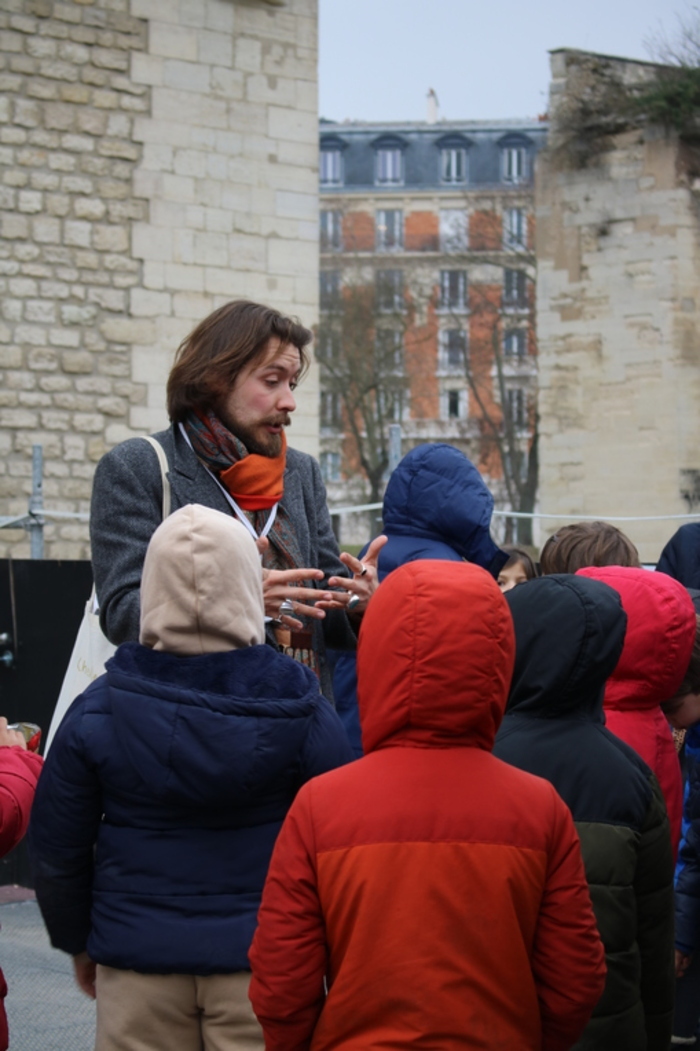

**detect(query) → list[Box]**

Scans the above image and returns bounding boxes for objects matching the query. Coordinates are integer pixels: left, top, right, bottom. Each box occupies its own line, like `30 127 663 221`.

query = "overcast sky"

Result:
319 0 689 123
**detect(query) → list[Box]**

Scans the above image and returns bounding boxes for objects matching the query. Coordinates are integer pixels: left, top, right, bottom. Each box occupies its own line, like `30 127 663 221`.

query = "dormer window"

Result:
498 134 532 185
441 147 466 184
373 136 406 186
376 148 402 185
320 149 343 186
503 146 527 183
320 136 346 187
436 134 470 186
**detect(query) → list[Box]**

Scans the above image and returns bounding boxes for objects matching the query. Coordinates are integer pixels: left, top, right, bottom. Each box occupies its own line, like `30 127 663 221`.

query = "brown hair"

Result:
166 300 313 422
500 546 537 581
539 521 641 575
663 616 700 709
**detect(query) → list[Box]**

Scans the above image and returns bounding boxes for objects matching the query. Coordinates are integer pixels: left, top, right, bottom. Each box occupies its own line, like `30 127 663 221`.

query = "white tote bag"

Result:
45 437 171 754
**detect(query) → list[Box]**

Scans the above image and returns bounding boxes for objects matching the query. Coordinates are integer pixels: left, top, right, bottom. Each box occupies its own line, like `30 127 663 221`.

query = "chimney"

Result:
426 88 439 124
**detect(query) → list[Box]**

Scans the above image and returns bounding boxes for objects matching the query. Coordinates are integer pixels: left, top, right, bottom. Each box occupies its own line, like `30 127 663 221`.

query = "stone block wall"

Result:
536 49 700 562
0 0 319 558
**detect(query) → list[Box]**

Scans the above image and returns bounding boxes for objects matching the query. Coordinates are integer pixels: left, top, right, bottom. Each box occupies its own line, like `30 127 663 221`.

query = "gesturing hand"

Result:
316 535 388 617
256 536 336 630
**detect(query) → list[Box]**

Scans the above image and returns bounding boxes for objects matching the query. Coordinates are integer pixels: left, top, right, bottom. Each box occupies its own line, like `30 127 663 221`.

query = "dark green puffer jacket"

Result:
494 574 675 1051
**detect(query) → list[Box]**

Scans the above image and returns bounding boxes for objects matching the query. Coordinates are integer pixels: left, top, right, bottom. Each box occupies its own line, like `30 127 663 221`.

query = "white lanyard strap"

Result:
178 422 279 542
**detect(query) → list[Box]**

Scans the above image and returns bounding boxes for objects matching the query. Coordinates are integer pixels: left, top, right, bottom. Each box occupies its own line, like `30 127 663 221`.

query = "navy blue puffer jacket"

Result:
28 642 353 974
378 442 506 576
676 724 700 954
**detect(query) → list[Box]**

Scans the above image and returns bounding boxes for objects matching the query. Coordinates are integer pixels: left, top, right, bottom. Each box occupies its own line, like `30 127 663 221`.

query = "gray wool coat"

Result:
89 423 355 700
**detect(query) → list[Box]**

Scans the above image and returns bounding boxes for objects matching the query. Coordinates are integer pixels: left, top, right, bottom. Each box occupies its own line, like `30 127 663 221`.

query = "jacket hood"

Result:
578 566 696 710
139 504 265 654
575 567 693 706
381 443 506 571
357 559 515 752
505 574 627 718
656 522 700 590
106 642 321 805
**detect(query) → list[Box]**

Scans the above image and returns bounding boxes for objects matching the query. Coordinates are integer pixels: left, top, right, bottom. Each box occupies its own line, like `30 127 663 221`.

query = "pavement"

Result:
0 889 95 1050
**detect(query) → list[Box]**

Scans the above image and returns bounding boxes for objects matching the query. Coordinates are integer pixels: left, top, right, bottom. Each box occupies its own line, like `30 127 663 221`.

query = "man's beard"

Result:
219 413 290 458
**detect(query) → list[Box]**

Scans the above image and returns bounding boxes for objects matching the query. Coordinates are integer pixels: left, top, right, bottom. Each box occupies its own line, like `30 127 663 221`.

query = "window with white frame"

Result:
502 145 528 184
506 387 527 428
319 270 341 311
503 268 527 308
375 147 403 186
320 391 341 428
376 329 403 372
440 269 467 311
440 328 467 370
440 146 467 184
444 388 466 420
320 149 343 186
317 328 341 363
440 209 468 253
376 270 403 313
320 210 342 252
503 328 527 358
376 209 403 252
503 208 526 249
320 451 341 482
377 389 403 422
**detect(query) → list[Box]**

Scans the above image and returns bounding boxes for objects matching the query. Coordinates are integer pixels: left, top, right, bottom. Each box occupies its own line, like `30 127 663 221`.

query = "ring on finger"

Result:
347 593 361 612
358 563 368 577
279 599 295 616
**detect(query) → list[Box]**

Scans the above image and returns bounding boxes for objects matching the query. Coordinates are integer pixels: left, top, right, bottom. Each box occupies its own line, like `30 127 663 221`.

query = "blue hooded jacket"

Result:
333 444 506 754
656 523 700 590
377 442 506 577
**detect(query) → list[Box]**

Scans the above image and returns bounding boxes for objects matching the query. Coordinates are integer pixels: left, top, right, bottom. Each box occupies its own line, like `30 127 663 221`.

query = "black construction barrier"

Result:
0 560 93 887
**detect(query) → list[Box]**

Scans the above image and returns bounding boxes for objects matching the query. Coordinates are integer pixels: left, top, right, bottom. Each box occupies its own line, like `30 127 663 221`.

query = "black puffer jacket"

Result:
493 574 675 1051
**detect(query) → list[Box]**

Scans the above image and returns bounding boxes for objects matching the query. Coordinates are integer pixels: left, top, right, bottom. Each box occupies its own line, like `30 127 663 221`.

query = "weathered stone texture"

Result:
536 49 700 561
0 0 148 556
0 0 319 557
129 0 319 449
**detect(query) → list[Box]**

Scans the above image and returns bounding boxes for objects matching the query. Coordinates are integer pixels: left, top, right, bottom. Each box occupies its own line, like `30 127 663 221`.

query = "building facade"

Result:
318 114 546 541
536 49 700 561
0 0 319 558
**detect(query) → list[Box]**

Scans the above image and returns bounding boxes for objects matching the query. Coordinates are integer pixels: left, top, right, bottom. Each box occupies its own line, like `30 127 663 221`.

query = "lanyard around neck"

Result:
178 422 279 542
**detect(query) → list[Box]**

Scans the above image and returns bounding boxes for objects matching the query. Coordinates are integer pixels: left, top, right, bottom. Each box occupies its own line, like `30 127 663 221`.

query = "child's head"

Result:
140 503 265 654
662 615 700 729
540 521 640 575
497 547 537 592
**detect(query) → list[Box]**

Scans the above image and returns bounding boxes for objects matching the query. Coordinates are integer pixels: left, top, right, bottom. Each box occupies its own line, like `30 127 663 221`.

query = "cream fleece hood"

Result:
139 504 265 655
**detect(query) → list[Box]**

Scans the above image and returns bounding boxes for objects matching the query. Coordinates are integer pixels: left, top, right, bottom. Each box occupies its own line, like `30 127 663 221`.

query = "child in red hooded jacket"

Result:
578 566 696 857
0 717 43 1050
250 560 606 1051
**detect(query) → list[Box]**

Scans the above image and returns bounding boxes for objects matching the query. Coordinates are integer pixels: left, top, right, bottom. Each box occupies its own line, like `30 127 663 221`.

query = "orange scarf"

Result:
220 431 286 511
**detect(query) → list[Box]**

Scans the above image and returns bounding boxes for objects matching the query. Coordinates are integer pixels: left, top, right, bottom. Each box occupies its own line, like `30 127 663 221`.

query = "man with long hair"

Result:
90 300 382 698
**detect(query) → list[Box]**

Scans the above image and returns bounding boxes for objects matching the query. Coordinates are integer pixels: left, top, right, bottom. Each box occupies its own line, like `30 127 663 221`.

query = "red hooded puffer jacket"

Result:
0 746 42 1051
250 561 606 1051
578 566 695 856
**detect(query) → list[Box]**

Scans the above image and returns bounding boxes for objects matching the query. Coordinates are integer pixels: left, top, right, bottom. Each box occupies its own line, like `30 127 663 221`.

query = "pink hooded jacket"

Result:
578 566 695 856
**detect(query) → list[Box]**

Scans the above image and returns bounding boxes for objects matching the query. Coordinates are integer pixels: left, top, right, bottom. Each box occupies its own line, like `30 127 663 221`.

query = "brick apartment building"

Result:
318 112 547 541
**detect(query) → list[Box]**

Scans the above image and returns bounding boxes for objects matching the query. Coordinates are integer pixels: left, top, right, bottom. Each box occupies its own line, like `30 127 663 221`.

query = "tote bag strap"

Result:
140 435 171 522
48 435 173 754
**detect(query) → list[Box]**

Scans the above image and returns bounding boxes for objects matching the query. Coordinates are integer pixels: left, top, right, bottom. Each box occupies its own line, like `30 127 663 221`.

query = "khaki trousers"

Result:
95 967 264 1051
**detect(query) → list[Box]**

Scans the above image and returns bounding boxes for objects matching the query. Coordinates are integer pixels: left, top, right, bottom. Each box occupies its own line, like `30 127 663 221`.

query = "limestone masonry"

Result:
536 49 700 562
0 0 318 558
